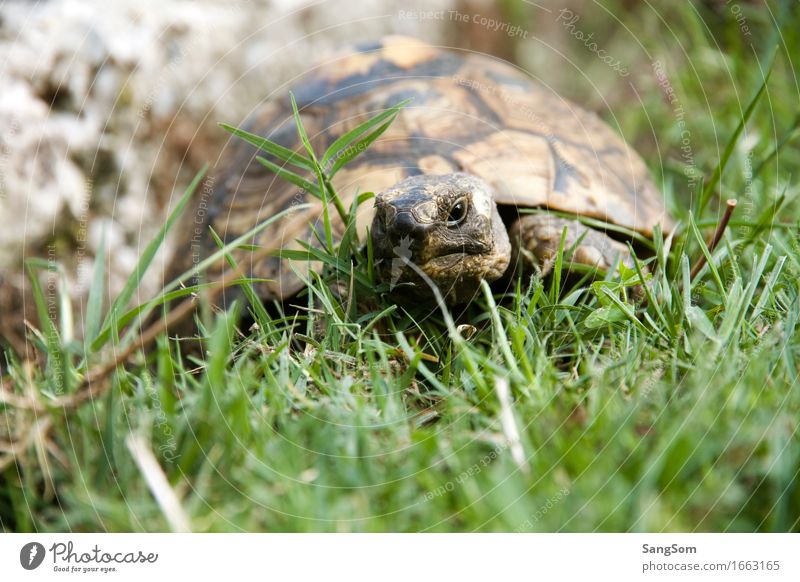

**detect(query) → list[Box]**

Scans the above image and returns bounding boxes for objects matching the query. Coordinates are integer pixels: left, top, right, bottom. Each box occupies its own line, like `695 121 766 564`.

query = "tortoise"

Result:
191 36 671 306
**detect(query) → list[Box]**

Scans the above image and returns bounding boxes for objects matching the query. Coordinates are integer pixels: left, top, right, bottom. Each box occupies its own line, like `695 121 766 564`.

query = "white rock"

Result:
0 0 454 341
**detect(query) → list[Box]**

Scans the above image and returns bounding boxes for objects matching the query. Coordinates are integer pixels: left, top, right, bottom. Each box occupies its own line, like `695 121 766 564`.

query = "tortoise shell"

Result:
201 36 671 300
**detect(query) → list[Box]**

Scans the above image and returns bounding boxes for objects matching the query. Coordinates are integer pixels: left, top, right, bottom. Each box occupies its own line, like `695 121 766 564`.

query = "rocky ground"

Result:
0 0 460 352
0 0 641 354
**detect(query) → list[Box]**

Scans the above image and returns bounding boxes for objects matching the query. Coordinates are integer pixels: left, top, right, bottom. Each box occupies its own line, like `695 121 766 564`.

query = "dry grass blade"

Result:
1 241 282 413
126 434 192 533
0 417 52 472
495 376 530 475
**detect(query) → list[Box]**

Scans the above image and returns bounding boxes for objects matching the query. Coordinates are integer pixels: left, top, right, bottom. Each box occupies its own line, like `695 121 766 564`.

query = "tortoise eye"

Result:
447 198 469 226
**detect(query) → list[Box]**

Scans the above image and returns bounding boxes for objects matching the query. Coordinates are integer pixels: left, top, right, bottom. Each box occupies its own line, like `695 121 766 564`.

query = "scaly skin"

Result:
507 214 632 277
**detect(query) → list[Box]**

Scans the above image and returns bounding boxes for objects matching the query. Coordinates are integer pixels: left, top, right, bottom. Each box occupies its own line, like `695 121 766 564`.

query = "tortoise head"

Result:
371 173 511 304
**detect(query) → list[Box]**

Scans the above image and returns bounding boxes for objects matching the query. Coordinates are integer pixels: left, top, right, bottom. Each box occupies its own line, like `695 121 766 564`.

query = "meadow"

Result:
1 1 798 532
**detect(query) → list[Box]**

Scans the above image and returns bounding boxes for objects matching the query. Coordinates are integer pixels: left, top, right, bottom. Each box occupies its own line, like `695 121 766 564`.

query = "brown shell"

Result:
199 36 671 300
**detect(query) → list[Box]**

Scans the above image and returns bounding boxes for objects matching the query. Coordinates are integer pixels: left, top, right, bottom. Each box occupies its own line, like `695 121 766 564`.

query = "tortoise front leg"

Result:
508 213 632 277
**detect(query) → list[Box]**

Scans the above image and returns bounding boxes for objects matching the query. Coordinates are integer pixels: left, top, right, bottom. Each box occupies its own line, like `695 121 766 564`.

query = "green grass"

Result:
2 1 799 532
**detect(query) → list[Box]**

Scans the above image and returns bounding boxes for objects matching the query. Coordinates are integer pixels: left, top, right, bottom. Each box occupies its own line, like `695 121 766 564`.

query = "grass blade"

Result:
85 230 107 344
688 212 727 302
208 227 272 331
330 119 395 176
696 48 776 215
99 166 207 345
599 286 648 333
219 123 315 171
110 204 310 350
24 260 69 393
289 92 337 250
750 256 786 324
255 156 321 198
321 99 410 168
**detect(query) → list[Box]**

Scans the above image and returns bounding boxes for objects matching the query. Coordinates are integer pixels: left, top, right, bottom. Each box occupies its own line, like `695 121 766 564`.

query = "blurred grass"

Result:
1 0 799 532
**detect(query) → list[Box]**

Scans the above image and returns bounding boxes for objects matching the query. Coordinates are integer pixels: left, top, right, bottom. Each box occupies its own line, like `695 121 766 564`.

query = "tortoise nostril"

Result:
392 211 416 230
391 211 427 245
